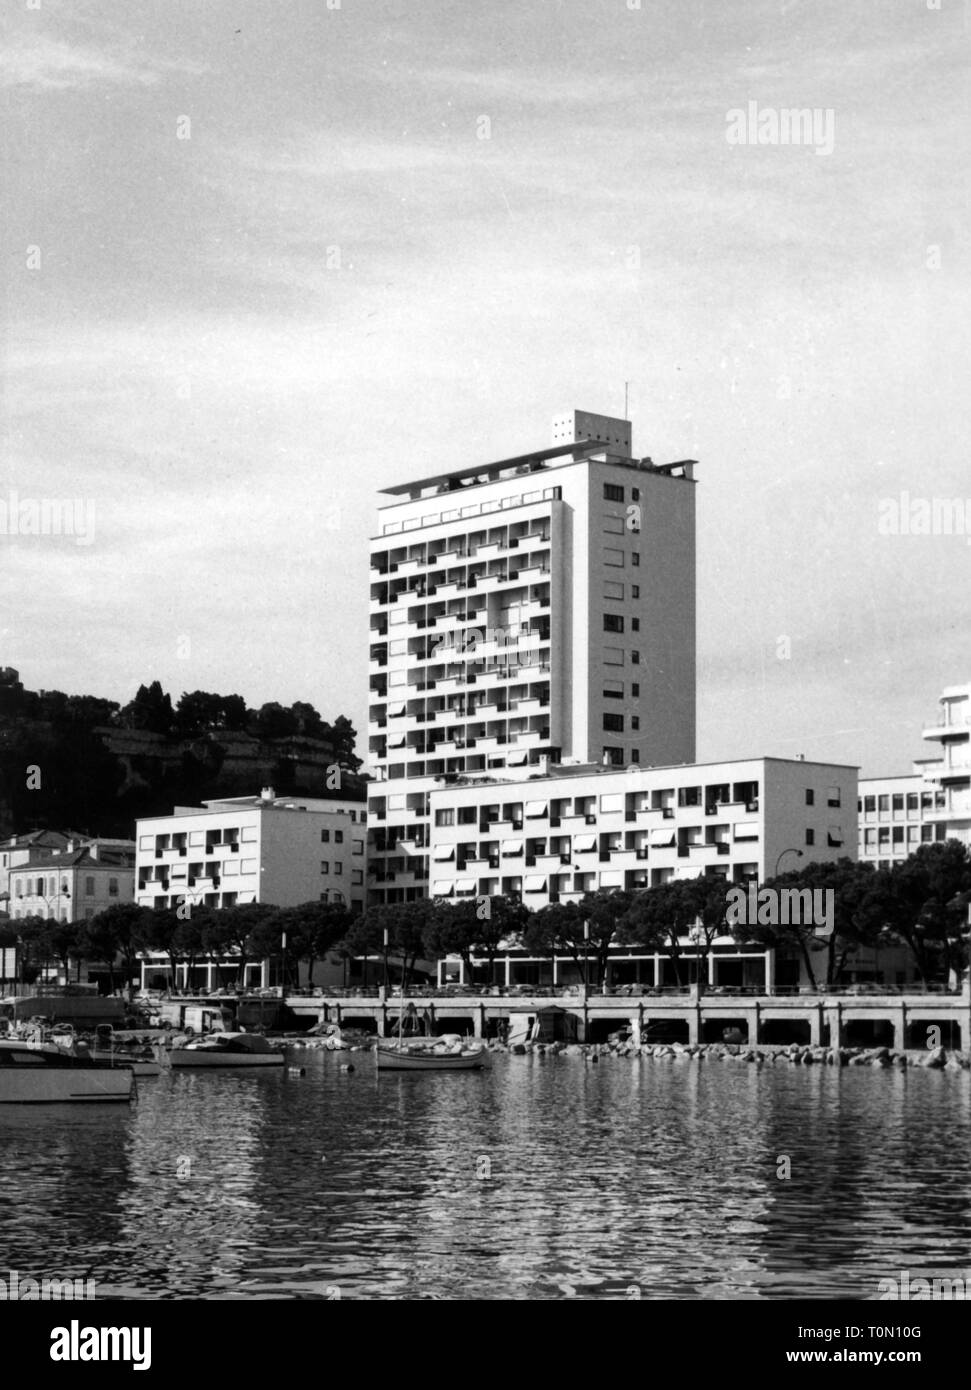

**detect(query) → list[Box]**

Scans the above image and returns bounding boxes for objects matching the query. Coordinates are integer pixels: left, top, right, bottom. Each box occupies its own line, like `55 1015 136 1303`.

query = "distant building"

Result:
858 681 971 865
0 829 72 903
6 842 135 922
135 787 366 916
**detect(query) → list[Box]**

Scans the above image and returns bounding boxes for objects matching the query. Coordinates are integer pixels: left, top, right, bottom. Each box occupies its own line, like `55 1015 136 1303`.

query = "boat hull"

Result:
167 1049 285 1068
375 1047 487 1071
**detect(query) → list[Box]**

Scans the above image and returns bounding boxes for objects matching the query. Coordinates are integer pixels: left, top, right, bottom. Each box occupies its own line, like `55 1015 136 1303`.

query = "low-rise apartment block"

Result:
135 787 367 915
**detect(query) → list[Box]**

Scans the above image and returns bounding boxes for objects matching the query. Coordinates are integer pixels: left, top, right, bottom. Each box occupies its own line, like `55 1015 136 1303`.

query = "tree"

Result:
865 842 971 986
201 903 279 988
423 896 528 987
344 902 438 988
522 894 630 991
255 703 299 741
175 691 227 737
618 880 702 986
121 682 174 735
251 901 351 990
81 904 156 997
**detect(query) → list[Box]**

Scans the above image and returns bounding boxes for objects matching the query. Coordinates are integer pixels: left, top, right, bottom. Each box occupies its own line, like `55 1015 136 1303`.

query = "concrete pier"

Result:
286 985 970 1050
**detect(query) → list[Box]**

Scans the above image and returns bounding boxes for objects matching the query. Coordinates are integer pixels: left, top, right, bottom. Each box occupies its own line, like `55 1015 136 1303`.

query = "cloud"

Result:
0 34 206 92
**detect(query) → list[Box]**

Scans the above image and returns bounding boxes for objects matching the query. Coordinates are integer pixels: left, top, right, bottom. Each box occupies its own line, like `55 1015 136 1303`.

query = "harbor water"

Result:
1 1053 969 1300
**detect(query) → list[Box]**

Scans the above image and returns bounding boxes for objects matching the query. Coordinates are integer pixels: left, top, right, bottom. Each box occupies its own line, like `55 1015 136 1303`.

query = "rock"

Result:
511 1043 526 1055
339 1063 354 1073
922 1046 947 1069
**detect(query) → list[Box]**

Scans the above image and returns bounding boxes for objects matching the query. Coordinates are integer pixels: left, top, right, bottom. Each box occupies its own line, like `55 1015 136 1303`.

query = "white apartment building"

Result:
368 409 697 904
426 756 858 990
857 775 947 867
858 681 971 866
135 787 367 916
920 682 971 846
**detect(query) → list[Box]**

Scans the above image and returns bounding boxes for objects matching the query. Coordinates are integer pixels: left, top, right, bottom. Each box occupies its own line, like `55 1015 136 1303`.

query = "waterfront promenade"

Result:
294 982 971 1050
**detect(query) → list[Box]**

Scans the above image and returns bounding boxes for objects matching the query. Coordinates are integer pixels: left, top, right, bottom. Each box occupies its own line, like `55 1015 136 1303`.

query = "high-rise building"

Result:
367 411 697 905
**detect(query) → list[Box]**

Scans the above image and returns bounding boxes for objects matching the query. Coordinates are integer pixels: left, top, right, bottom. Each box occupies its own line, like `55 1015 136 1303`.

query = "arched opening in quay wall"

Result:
339 1015 378 1035
434 1015 476 1038
904 1019 963 1050
641 1018 690 1045
843 1018 895 1048
702 1016 750 1045
760 1019 812 1046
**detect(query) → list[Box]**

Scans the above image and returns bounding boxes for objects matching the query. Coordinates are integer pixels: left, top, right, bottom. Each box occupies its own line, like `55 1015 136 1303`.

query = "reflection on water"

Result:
1 1056 968 1300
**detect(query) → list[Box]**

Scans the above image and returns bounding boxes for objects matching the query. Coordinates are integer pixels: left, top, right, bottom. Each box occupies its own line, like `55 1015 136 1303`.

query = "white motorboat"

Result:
0 1038 136 1104
166 1032 286 1068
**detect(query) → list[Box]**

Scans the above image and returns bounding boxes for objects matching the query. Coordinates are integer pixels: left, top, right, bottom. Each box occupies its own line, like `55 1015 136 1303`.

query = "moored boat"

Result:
375 1039 489 1072
166 1032 286 1068
0 1039 136 1104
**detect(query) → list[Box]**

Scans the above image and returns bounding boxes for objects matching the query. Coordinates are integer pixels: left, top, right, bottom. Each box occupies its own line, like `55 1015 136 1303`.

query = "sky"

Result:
1 0 968 780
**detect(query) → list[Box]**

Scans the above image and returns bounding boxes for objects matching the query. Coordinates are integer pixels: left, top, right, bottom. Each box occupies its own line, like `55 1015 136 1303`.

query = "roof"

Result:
9 848 133 872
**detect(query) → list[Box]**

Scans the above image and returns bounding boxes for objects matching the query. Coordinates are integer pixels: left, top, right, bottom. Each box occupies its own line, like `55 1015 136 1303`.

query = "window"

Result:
891 827 903 845
603 681 624 700
458 806 477 824
335 830 344 843
334 862 343 874
108 877 119 897
878 795 889 813
320 862 330 874
602 747 624 766
827 787 841 808
603 613 624 633
603 483 624 502
352 869 364 886
864 795 875 813
604 548 624 567
631 584 640 599
604 516 624 534
321 829 330 842
630 749 640 762
631 651 640 665
435 809 455 826
631 487 640 501
892 794 904 813
604 648 624 666
631 617 640 632
631 683 639 697
806 789 815 806
906 793 919 812
805 829 815 846
85 877 95 896
604 581 624 600
631 715 640 730
353 840 364 855
632 552 640 566
603 712 624 732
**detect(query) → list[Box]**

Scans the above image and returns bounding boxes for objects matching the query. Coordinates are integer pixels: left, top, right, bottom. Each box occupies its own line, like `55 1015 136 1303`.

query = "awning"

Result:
599 793 624 813
573 834 597 852
651 828 676 846
733 822 759 840
524 875 547 892
456 879 477 893
388 734 407 748
433 845 455 861
525 800 548 817
388 704 407 717
432 880 454 896
502 840 524 856
599 871 623 888
828 826 844 845
506 751 528 765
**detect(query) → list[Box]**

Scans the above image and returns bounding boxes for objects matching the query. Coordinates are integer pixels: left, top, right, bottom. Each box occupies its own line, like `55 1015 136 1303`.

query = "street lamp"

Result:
382 927 389 993
280 929 287 997
583 919 590 992
774 849 803 879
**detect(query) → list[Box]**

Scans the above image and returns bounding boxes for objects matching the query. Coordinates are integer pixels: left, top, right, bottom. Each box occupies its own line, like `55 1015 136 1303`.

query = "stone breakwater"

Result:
490 1041 971 1070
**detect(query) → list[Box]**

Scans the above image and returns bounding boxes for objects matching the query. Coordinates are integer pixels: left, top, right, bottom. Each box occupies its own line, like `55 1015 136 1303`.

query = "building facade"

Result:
425 756 858 990
6 843 135 922
135 787 367 916
368 409 696 904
